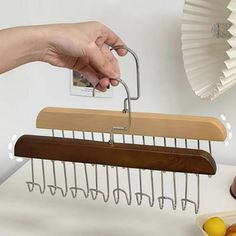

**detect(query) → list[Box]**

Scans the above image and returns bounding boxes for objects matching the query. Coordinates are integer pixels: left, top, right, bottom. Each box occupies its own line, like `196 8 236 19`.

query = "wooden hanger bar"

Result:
36 107 227 141
15 135 216 175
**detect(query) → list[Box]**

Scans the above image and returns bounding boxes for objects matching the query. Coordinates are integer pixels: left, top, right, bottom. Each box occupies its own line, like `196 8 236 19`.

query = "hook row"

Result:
25 130 212 214
26 157 201 213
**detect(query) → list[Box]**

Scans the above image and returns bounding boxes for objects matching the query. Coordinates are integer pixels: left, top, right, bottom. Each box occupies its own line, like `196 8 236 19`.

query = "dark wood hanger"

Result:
15 135 216 175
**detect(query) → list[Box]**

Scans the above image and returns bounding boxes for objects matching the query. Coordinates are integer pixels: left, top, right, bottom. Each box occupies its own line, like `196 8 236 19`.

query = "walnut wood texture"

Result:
36 107 227 141
15 135 217 175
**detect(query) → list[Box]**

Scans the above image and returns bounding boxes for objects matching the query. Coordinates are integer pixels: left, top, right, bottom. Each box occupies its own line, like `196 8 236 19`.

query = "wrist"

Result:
23 25 52 63
2 25 51 64
0 25 54 74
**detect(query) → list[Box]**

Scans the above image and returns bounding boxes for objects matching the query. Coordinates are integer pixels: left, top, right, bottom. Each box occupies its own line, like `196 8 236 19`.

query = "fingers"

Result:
85 43 123 88
94 22 128 57
100 44 120 87
102 25 128 56
72 22 128 91
76 64 110 92
86 42 119 79
73 49 118 91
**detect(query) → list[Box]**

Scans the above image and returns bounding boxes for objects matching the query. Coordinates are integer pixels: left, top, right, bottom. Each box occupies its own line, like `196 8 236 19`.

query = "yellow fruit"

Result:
203 217 227 236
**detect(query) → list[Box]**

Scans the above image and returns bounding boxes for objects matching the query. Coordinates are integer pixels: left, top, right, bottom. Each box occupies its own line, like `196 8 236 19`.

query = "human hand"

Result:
42 22 127 91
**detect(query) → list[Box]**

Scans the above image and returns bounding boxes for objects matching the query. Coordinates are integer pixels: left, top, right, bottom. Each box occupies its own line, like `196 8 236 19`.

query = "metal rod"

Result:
26 158 46 194
70 131 90 198
173 138 177 210
26 159 36 192
93 79 131 145
157 137 175 209
41 159 46 194
135 136 154 206
181 139 201 213
89 132 108 201
47 130 66 196
111 46 140 112
62 161 68 197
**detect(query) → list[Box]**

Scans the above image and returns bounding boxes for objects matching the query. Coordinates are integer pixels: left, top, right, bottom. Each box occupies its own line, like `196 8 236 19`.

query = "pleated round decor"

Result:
182 0 236 100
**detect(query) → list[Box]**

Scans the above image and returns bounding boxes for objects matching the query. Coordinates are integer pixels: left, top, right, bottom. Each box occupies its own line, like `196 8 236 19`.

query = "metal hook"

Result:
41 159 46 193
62 161 68 197
70 131 90 198
70 163 87 198
208 141 212 155
111 46 140 112
180 139 200 214
158 171 176 210
135 169 143 206
208 140 213 178
181 173 200 214
26 158 46 194
181 139 189 210
172 138 178 210
113 167 132 205
103 166 110 202
181 173 189 210
113 134 132 205
102 132 110 202
135 136 155 207
47 130 68 197
88 132 109 202
93 78 131 144
82 132 90 197
89 164 110 202
47 161 62 196
158 137 176 209
90 165 99 199
62 131 68 197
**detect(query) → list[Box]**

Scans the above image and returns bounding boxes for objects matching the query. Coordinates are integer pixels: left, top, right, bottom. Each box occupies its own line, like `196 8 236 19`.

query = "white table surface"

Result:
0 162 235 236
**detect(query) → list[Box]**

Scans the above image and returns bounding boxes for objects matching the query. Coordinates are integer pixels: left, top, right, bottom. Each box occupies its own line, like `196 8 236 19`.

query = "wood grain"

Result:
36 107 227 141
15 135 217 175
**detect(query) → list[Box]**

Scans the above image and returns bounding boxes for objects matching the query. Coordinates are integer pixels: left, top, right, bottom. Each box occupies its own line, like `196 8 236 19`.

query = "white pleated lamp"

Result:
182 0 236 100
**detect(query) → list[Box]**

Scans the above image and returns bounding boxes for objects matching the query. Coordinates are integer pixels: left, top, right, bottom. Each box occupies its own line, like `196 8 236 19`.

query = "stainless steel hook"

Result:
47 130 68 197
113 166 132 205
112 134 132 205
70 163 88 198
157 137 176 210
180 139 200 214
47 160 63 196
111 46 140 112
70 131 90 198
89 164 110 202
181 173 200 214
113 135 132 205
93 78 131 144
135 169 155 207
26 158 46 194
89 132 110 202
134 136 155 207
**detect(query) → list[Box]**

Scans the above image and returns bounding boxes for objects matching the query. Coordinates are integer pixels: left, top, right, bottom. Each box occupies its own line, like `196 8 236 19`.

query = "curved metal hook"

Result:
93 78 131 143
111 46 140 112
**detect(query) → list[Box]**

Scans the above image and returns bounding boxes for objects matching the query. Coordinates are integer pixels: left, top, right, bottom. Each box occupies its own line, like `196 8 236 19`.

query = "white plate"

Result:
196 211 236 236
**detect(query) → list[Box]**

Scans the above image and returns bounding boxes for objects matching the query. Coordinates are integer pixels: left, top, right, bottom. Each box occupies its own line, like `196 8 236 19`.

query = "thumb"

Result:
87 43 119 78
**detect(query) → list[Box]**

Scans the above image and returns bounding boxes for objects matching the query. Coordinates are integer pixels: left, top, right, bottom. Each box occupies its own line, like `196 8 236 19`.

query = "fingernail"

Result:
113 80 118 86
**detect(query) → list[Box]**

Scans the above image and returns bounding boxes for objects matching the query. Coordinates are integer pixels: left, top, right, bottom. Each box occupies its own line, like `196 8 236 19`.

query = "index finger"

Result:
102 25 128 56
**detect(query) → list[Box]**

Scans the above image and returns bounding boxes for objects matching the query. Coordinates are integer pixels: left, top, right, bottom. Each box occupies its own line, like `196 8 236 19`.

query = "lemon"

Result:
203 217 227 236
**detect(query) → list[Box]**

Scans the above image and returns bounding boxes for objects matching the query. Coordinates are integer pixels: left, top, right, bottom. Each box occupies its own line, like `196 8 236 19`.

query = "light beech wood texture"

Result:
36 107 227 141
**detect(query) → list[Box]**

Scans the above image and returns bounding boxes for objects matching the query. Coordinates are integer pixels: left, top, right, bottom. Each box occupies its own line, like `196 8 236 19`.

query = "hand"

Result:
42 22 127 91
